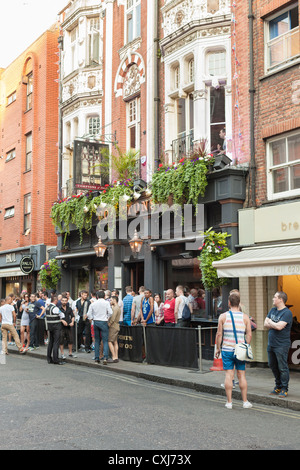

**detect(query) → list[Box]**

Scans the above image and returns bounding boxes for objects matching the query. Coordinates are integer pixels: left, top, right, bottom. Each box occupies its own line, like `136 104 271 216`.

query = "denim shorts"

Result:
222 350 246 371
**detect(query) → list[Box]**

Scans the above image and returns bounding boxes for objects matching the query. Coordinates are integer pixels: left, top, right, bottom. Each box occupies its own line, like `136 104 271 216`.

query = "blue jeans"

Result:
268 345 290 391
93 321 109 361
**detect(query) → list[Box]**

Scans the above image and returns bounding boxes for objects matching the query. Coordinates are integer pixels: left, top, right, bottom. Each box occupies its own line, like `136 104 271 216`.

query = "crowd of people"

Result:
0 285 294 408
0 285 206 362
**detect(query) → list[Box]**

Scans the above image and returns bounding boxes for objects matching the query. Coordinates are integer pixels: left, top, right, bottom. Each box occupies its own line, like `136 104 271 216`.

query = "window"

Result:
265 4 299 72
188 59 195 83
207 51 226 76
127 98 140 150
26 73 33 110
6 149 16 162
88 116 100 135
71 26 78 72
126 0 141 43
209 86 225 153
25 133 32 171
24 194 31 232
267 131 300 199
174 66 180 89
4 207 15 219
172 94 194 162
88 17 100 65
7 91 16 106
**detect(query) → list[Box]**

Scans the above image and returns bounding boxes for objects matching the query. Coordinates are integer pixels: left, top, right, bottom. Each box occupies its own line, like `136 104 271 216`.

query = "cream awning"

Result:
0 267 25 278
212 243 300 278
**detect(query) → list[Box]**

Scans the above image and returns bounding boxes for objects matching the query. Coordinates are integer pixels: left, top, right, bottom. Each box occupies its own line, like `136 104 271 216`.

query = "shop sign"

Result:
20 256 35 275
73 140 109 191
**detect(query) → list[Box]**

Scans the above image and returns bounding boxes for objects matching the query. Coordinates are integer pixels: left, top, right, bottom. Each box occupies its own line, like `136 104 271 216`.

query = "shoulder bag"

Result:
229 310 254 361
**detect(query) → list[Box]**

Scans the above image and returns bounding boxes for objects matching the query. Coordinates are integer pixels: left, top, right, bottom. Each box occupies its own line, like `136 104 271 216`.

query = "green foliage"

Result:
152 148 214 207
39 259 61 290
198 228 233 290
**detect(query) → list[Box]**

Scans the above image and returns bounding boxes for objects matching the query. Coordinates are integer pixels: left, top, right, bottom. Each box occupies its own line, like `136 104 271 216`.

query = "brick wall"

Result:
235 0 300 207
0 26 59 252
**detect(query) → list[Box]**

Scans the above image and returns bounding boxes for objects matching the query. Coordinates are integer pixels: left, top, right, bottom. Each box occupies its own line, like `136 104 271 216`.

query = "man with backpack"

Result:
174 285 192 327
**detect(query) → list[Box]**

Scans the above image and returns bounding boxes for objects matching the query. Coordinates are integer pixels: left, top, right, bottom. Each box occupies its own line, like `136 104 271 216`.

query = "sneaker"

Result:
19 348 27 355
270 387 281 395
278 390 288 398
69 354 77 358
61 354 66 360
102 359 107 365
27 347 35 351
243 401 253 409
225 402 232 409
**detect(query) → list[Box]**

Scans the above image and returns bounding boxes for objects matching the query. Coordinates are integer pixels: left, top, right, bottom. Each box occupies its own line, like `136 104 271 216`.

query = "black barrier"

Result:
145 325 198 369
118 325 144 362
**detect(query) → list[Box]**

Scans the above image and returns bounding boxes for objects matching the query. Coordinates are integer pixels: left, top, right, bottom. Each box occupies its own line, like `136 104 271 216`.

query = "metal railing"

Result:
171 132 194 163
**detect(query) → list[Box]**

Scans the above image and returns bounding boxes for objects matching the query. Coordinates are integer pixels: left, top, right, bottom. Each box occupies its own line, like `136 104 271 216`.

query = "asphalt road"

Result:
1 355 300 452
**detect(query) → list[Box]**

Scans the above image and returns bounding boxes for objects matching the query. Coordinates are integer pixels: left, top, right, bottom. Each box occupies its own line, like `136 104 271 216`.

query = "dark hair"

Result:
97 290 105 299
111 295 119 303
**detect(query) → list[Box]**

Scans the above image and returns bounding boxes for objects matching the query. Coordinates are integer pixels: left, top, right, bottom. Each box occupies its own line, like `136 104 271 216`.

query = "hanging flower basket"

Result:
38 259 61 290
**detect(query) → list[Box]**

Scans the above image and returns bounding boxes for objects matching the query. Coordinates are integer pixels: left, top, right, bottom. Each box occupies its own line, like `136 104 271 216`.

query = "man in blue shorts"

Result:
215 291 252 409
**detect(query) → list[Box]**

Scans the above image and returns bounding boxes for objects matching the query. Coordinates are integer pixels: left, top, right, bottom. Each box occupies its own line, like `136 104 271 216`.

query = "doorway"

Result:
125 262 144 294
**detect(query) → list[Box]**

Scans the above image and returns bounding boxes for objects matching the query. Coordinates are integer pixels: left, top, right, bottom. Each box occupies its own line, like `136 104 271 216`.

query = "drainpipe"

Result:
248 0 256 207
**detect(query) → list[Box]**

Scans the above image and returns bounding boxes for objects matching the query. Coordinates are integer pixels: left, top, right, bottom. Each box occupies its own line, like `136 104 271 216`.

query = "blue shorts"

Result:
222 350 246 371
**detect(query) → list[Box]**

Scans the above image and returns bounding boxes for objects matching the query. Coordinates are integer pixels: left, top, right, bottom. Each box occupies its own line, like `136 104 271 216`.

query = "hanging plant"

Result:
198 227 233 291
152 143 214 207
39 259 61 290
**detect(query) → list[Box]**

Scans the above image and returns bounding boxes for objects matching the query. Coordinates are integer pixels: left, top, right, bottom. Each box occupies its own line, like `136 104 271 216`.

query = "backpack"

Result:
182 299 191 320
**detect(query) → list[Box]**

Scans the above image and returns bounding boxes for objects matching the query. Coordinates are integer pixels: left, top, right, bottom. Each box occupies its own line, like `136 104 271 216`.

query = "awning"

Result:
0 267 25 278
212 243 300 278
56 250 96 259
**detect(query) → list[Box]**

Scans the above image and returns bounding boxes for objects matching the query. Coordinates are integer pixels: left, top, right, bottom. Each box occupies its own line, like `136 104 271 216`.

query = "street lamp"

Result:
94 236 107 257
129 229 143 254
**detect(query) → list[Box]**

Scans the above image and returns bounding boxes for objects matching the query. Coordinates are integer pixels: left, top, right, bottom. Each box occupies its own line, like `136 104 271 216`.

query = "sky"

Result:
0 0 69 68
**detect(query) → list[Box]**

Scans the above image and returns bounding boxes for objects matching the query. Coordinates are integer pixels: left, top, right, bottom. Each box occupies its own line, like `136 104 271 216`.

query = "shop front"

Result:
213 200 300 367
0 245 49 298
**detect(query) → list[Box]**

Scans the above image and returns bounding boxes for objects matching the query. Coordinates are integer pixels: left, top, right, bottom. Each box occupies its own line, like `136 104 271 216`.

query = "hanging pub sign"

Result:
20 256 35 275
73 140 109 191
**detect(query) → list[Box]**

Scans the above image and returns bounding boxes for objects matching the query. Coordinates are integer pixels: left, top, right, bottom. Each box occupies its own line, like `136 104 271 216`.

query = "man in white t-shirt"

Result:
0 296 26 355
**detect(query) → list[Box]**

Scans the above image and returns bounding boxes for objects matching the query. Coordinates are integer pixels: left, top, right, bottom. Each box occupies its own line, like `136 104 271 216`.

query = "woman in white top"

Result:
20 293 30 348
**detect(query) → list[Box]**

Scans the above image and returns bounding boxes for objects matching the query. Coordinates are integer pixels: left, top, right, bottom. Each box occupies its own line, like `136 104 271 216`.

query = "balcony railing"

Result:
171 132 194 163
267 26 300 72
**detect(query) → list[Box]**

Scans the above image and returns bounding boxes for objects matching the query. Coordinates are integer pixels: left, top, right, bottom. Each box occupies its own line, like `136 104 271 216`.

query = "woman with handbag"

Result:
215 291 253 409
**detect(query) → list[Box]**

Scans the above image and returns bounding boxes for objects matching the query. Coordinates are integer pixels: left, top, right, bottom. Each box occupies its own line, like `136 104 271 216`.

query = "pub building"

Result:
55 158 248 324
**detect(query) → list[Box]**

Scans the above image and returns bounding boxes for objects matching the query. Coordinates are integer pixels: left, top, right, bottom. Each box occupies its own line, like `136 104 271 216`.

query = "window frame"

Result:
7 91 16 106
264 3 299 73
25 132 32 171
127 97 140 151
267 130 300 200
4 206 15 220
26 73 33 111
125 0 141 44
6 148 16 163
24 193 31 232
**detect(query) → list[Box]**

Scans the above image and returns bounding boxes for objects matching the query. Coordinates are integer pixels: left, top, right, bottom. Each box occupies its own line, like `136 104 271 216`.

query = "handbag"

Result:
229 310 254 361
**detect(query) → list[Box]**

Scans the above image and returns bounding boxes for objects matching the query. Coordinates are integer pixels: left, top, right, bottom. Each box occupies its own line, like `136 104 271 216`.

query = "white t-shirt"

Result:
0 304 15 325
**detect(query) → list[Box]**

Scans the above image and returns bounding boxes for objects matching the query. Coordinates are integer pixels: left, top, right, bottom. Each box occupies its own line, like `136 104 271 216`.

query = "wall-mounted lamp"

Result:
129 229 143 254
94 236 107 257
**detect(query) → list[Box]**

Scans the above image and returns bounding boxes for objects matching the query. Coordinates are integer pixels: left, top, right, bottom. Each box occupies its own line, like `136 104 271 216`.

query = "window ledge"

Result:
260 58 300 81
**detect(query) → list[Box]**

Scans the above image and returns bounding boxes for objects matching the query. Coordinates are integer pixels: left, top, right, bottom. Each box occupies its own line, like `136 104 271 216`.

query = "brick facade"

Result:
0 26 59 252
235 0 300 206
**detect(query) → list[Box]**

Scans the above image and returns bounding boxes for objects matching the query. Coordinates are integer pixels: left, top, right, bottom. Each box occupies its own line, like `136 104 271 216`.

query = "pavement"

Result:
5 343 300 411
